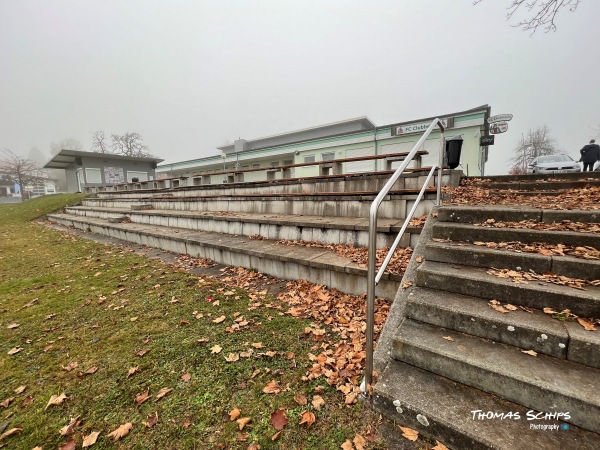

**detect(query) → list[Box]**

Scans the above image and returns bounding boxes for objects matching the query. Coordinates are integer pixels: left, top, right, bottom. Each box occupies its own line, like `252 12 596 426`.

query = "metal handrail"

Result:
364 118 446 392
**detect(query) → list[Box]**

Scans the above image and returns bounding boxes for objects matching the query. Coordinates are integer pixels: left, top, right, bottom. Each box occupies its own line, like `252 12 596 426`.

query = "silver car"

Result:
527 155 581 174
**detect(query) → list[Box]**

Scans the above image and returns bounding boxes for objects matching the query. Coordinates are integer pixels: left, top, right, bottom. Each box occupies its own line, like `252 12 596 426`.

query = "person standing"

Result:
579 139 600 172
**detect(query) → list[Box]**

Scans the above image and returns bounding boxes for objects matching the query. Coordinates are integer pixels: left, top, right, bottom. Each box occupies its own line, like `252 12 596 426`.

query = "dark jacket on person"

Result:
580 144 600 163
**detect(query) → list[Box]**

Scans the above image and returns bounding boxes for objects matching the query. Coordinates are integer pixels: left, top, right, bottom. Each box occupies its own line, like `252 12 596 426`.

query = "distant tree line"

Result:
91 131 152 158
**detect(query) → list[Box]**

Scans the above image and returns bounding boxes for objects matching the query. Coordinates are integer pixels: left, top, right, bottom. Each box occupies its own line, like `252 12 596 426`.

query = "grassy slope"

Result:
0 195 388 449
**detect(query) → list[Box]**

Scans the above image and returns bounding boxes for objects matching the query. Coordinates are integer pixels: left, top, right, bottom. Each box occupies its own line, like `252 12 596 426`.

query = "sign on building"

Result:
104 167 125 184
391 118 449 136
480 136 495 146
488 114 513 123
489 122 508 134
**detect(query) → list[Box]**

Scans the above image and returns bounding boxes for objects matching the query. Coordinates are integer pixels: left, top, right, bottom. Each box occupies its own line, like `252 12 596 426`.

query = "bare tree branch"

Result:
510 125 559 173
0 149 45 201
474 0 580 33
91 130 110 153
111 132 152 158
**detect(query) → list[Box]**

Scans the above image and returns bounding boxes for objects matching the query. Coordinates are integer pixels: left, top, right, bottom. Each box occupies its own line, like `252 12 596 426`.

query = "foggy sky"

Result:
1 0 599 175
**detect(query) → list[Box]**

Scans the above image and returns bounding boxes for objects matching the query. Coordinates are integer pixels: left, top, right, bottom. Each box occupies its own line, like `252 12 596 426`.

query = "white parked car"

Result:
527 155 581 174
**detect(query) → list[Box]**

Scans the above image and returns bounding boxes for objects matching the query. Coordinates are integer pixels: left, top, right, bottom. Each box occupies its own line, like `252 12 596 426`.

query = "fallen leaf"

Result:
270 409 288 430
210 345 222 354
341 440 353 450
252 342 263 348
107 422 132 441
59 416 81 436
45 392 67 410
225 353 240 362
82 431 100 447
577 317 597 331
135 348 150 357
543 307 558 314
294 393 307 405
144 411 159 428
299 410 315 428
43 344 54 352
504 304 518 311
182 419 192 428
7 347 23 355
213 315 226 323
489 302 509 313
181 373 191 382
353 434 367 450
237 417 251 431
312 395 325 411
59 440 76 450
155 387 172 401
402 281 413 289
399 425 419 441
416 257 423 263
6 323 19 329
135 389 150 405
229 407 241 421
0 427 22 440
127 366 140 377
521 350 538 357
0 397 14 408
271 430 282 441
442 336 454 342
247 444 261 450
21 395 33 407
262 381 281 394
432 440 450 450
94 272 102 277
78 367 98 377
14 386 26 394
62 361 79 372
130 316 138 322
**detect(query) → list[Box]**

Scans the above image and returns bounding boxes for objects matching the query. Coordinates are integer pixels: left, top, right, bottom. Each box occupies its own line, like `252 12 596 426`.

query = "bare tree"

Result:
50 138 83 156
111 132 152 157
91 130 110 153
0 149 44 201
474 0 580 33
510 125 559 173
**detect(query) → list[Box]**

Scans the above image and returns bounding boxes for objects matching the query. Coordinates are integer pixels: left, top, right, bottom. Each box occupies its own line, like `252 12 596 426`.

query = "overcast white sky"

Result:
1 0 599 175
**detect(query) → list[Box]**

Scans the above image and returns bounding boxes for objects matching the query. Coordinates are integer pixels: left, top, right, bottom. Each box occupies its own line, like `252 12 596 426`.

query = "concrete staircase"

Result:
46 170 459 300
373 173 600 449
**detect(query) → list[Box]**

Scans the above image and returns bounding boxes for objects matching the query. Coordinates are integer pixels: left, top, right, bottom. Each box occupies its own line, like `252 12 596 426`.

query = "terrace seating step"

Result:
416 260 600 318
45 213 403 299
391 319 600 434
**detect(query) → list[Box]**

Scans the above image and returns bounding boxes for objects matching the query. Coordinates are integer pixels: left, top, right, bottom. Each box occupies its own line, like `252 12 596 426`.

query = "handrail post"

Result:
364 118 445 397
436 132 445 205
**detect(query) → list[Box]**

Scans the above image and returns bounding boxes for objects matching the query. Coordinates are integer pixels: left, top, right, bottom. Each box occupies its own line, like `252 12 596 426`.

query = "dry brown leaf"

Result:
432 440 450 450
181 373 191 382
271 430 282 441
294 393 308 405
543 307 558 314
210 345 222 354
312 395 325 411
1 397 15 411
251 342 263 348
78 367 98 377
577 317 597 331
21 395 33 408
521 349 538 357
402 281 413 289
155 387 172 401
229 407 241 421
247 444 261 450
489 302 509 313
269 409 288 431
6 323 20 329
225 353 240 362
82 431 100 447
442 336 454 342
127 366 140 377
135 389 151 405
399 425 419 441
135 348 150 357
14 385 26 394
416 257 423 263
299 410 315 428
341 440 354 450
62 362 79 372
45 392 67 410
213 315 226 323
504 304 518 311
107 422 132 441
59 416 81 436
144 411 159 428
237 417 251 431
353 434 367 450
182 419 192 428
7 347 23 355
59 440 76 450
0 427 22 440
262 381 281 394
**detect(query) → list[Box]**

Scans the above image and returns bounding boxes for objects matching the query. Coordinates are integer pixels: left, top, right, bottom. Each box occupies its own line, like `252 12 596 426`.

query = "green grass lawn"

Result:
0 195 388 449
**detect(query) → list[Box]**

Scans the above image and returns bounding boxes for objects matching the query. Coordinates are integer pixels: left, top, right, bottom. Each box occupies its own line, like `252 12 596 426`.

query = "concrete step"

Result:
432 222 600 250
437 205 600 224
374 359 600 450
64 206 422 248
488 180 600 191
44 213 402 299
424 240 600 281
391 319 600 434
404 287 569 359
82 191 437 220
474 172 600 183
415 260 600 318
